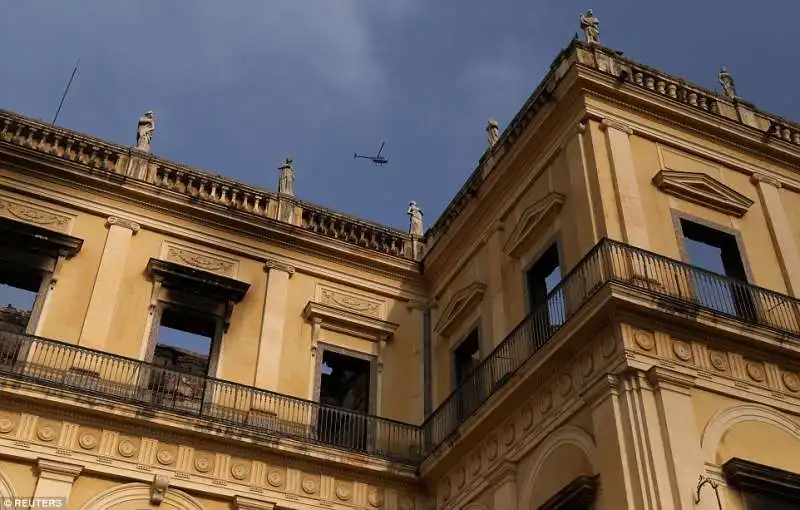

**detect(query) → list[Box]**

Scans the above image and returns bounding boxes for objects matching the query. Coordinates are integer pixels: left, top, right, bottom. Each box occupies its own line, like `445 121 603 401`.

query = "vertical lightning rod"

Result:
52 58 81 125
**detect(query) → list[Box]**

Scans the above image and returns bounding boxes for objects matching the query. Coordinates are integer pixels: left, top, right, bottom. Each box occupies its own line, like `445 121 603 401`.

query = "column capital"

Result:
36 458 83 482
646 366 696 396
235 496 276 510
599 118 634 135
750 172 783 188
580 373 621 408
406 299 438 312
264 259 295 277
105 216 141 234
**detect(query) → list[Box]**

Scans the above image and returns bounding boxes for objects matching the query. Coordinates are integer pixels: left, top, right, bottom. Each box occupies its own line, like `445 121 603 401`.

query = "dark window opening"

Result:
453 328 480 387
317 348 372 451
319 350 370 413
526 243 564 329
0 260 43 335
680 219 755 320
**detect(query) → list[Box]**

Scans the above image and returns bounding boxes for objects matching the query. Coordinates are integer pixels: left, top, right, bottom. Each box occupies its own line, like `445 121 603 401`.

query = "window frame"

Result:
522 236 564 316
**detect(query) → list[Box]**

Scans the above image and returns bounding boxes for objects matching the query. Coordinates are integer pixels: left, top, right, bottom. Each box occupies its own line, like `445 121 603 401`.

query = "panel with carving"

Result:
0 195 73 233
315 284 386 320
161 242 238 277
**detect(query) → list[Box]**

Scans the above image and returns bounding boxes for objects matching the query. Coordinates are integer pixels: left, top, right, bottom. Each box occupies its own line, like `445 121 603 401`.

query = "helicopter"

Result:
354 142 388 166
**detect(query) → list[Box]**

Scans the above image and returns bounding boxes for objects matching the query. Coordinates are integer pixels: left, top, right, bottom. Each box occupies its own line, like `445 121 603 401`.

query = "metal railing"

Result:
0 331 422 464
0 239 798 464
420 238 800 453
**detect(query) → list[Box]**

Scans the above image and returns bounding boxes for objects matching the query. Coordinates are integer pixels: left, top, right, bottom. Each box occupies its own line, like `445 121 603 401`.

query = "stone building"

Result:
1 25 800 510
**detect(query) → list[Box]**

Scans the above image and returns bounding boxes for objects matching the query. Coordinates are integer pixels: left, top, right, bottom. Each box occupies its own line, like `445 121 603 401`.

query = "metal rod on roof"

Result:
52 58 81 125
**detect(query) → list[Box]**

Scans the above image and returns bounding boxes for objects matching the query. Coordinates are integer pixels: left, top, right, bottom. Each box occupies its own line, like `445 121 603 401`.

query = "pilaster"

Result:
254 260 295 391
751 173 800 297
600 119 651 250
486 222 507 346
33 458 82 503
489 461 518 510
78 216 140 349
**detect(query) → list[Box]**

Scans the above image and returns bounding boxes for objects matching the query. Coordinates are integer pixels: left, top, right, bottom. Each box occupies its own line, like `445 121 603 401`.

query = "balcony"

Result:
0 240 798 466
0 330 423 465
421 238 800 452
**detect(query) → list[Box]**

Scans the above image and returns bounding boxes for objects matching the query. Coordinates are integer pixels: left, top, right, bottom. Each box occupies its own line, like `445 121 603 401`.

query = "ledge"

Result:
146 258 250 303
302 302 399 342
0 216 83 258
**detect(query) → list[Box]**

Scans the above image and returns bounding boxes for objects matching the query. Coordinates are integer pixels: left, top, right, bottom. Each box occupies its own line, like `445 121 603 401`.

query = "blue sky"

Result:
1 2 798 353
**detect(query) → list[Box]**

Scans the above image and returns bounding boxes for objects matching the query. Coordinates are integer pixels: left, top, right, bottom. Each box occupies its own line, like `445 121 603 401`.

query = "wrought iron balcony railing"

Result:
0 331 422 464
420 238 800 452
0 239 798 464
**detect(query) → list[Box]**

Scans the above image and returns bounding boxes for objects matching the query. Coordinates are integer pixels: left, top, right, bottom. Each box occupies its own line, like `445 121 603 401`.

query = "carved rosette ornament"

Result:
230 463 250 481
634 330 655 351
301 476 318 495
156 449 175 466
335 483 352 501
367 487 385 507
266 470 283 487
782 372 800 393
117 439 138 458
0 413 16 434
746 362 766 383
470 453 481 475
36 425 57 443
398 494 415 510
672 341 693 362
193 454 212 473
558 374 573 397
78 432 99 450
540 391 553 414
520 406 534 431
709 351 729 372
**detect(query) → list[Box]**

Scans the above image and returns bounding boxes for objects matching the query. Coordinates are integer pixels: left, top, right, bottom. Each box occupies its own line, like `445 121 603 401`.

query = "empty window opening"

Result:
453 328 480 388
0 260 43 334
680 219 754 319
526 243 564 327
153 306 216 377
319 350 371 414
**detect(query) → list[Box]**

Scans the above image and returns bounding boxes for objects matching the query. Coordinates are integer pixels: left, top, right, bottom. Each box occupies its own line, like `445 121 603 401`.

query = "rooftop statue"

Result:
278 157 295 196
580 9 600 45
486 118 500 148
719 67 737 100
407 201 424 237
136 111 155 153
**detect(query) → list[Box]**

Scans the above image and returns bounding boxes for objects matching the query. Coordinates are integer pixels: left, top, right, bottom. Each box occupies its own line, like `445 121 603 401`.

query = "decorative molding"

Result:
36 458 83 482
316 284 385 320
600 118 634 135
433 282 487 336
264 259 296 277
302 302 398 343
105 215 141 234
77 482 205 510
503 193 565 257
750 172 783 189
163 242 237 277
234 496 276 510
722 458 800 503
0 196 72 233
652 169 755 217
150 474 170 505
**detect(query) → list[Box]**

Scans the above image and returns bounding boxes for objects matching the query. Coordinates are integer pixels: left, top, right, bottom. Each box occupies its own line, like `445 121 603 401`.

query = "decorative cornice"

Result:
433 282 487 336
652 169 755 218
234 496 276 510
646 366 697 396
750 172 783 189
302 301 399 343
264 259 296 277
503 192 565 257
106 215 141 234
722 457 800 502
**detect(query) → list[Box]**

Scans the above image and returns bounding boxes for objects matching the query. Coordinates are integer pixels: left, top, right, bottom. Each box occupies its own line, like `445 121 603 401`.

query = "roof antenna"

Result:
52 57 81 125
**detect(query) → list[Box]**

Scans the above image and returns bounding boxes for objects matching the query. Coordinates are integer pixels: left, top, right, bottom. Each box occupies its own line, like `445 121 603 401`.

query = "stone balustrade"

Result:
0 109 417 260
621 61 720 114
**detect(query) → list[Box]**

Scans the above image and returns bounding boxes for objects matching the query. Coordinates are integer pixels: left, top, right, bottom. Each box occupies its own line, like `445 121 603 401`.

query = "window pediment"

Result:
503 193 565 257
433 282 487 337
652 170 754 217
0 217 83 258
303 302 398 342
146 258 250 303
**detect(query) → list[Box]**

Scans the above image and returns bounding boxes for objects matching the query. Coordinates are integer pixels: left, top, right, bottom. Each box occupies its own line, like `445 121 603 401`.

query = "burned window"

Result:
526 243 564 329
153 305 217 377
453 328 480 388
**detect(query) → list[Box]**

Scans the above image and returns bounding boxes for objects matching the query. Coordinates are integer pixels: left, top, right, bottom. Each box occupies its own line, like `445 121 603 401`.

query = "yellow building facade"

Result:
1 28 800 510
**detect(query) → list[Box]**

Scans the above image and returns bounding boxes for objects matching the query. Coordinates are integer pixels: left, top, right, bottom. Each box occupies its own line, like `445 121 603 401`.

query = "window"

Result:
537 475 599 510
526 243 564 330
679 219 755 320
723 458 800 510
144 258 250 411
315 344 376 451
453 328 480 388
0 259 42 334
